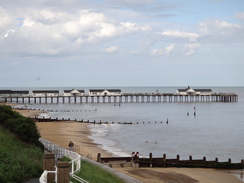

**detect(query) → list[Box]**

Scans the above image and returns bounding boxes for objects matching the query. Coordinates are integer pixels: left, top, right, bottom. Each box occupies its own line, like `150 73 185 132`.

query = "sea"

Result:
3 86 244 163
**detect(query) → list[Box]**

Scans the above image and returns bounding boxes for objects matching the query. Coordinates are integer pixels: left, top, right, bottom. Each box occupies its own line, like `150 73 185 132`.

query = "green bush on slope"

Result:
0 105 43 183
0 105 42 147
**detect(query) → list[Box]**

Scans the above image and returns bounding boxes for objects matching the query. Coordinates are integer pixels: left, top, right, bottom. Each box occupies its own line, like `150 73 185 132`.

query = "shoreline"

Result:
11 106 113 159
36 121 113 159
10 106 244 183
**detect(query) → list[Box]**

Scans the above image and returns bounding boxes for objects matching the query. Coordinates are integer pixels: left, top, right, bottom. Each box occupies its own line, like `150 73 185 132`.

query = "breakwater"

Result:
33 116 134 125
98 152 244 169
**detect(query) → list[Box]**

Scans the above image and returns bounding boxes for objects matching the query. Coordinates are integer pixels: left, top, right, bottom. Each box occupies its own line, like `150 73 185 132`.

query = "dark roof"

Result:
0 90 12 94
194 89 212 92
177 88 212 92
32 90 59 93
89 89 105 92
64 90 85 93
177 89 187 92
12 90 29 94
107 89 121 92
89 89 121 93
0 90 29 94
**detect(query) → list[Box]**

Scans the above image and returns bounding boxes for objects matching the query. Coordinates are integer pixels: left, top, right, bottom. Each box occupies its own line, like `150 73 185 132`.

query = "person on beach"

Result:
68 141 74 151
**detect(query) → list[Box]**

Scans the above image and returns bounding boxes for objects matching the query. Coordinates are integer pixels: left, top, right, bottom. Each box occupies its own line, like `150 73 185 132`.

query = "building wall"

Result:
89 90 121 96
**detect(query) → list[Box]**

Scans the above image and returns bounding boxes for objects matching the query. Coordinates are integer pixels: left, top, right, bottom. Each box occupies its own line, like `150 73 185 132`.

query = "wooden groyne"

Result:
98 152 244 169
32 116 133 125
1 93 238 104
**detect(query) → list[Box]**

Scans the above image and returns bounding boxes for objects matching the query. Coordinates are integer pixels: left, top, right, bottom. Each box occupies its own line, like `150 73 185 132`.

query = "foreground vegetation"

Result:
72 160 125 183
0 105 125 183
0 105 43 183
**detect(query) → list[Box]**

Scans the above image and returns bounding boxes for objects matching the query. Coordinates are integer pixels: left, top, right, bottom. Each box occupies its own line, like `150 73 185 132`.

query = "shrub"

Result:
0 105 42 147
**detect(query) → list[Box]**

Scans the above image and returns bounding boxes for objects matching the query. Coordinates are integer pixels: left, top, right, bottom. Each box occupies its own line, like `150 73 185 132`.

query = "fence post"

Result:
43 153 55 183
57 162 70 183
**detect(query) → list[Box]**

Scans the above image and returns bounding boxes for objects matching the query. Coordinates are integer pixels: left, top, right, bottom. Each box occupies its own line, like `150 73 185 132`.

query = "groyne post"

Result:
132 152 139 168
163 154 166 162
97 153 101 163
215 157 218 164
228 158 231 164
131 152 135 167
177 155 180 164
149 153 153 168
203 157 206 165
43 153 55 183
189 155 192 162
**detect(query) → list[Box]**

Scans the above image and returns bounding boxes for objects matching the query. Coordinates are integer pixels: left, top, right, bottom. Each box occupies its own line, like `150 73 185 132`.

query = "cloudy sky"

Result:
1 0 244 87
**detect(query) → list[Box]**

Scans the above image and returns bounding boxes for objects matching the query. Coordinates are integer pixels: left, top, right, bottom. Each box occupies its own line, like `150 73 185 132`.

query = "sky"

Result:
0 0 244 87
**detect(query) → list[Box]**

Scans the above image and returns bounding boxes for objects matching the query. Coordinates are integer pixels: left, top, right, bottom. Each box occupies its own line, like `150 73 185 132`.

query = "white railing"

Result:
39 138 88 183
39 168 57 183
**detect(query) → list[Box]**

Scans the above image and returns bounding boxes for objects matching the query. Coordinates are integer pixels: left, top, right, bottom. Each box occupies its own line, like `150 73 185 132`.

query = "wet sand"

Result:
13 107 243 183
115 167 243 183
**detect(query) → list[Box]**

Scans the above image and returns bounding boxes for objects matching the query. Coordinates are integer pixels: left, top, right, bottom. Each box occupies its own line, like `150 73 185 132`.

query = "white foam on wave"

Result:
88 124 131 157
38 113 50 118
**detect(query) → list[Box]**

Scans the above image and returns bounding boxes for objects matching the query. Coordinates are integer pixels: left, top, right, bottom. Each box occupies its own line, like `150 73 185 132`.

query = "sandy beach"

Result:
13 107 243 183
36 121 113 159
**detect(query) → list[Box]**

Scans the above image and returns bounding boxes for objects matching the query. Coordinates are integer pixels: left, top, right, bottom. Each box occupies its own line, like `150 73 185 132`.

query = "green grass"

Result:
71 160 125 183
0 126 43 183
0 105 43 183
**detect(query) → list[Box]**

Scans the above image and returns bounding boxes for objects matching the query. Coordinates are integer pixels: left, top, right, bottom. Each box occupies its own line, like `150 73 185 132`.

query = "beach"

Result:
13 107 243 183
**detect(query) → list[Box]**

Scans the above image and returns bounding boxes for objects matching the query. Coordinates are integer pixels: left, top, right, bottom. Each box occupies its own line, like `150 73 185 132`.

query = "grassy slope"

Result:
72 160 125 183
0 126 43 183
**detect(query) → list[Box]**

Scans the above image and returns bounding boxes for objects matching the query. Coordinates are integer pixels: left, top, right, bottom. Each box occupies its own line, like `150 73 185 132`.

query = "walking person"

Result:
68 141 74 151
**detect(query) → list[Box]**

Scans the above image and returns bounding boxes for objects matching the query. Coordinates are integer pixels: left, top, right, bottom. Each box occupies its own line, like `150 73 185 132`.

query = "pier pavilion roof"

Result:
0 90 29 94
11 90 29 94
89 89 105 92
107 89 121 92
177 86 212 94
194 89 212 92
0 90 12 94
64 89 85 93
32 90 59 93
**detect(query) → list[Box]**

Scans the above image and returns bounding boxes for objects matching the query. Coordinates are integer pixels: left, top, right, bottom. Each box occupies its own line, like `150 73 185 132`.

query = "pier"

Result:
0 93 238 104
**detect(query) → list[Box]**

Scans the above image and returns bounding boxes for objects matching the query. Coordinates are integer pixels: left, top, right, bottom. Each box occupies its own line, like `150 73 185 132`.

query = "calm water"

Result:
5 86 244 162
